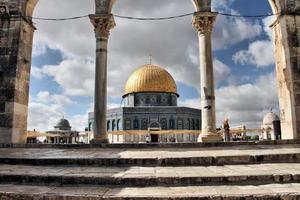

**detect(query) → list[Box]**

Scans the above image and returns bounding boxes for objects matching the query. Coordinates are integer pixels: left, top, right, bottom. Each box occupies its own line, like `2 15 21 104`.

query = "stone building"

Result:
47 118 79 144
261 111 281 140
88 64 201 143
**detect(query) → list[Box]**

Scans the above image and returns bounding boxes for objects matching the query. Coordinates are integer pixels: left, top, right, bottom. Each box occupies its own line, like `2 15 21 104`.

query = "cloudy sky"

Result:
29 0 278 131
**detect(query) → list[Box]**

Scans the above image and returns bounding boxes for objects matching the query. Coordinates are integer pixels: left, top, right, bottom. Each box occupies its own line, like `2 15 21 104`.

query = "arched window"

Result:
125 119 131 130
112 120 116 131
146 96 150 104
89 122 93 131
107 121 110 131
192 119 195 130
169 119 175 129
177 119 183 130
141 118 148 130
160 118 167 130
196 119 200 130
157 95 161 103
133 119 139 130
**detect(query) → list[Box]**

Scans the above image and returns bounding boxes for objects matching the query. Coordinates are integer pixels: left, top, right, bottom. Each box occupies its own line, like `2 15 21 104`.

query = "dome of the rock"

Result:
124 64 178 97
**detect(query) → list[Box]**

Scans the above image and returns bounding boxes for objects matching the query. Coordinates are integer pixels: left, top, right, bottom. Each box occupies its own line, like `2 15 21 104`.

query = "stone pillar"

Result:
89 2 115 143
0 0 38 143
192 0 221 142
269 0 300 139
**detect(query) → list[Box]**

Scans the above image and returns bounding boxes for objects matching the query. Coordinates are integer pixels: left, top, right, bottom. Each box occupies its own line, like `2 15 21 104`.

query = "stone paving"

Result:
0 183 299 199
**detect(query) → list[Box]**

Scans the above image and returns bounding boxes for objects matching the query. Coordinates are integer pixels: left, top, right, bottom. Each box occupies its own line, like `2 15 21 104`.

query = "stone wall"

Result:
89 107 201 132
0 0 37 143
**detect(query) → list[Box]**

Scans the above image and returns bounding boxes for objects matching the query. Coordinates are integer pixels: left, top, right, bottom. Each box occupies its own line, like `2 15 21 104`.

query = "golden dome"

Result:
124 64 178 97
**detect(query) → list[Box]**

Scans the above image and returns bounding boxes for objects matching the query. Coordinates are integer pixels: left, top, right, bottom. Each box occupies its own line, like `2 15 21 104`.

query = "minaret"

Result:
89 0 116 143
192 0 221 142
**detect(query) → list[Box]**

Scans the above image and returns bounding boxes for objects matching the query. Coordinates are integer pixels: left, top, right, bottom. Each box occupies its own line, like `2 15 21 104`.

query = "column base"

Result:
198 132 222 143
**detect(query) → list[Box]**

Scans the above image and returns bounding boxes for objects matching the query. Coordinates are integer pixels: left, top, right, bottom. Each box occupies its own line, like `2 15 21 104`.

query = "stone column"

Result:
192 12 221 142
89 14 115 143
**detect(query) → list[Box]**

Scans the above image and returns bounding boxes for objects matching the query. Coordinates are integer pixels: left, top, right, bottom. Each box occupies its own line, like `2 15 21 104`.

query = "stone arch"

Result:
0 0 299 143
0 0 38 143
266 0 300 139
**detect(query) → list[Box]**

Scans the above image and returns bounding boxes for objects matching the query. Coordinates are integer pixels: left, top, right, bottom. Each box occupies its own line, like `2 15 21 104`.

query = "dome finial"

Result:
149 54 152 64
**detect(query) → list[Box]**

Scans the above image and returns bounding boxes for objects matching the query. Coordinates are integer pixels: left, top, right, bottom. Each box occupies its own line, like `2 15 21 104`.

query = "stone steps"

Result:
0 144 299 166
0 143 300 198
0 163 300 187
0 183 299 199
0 153 299 166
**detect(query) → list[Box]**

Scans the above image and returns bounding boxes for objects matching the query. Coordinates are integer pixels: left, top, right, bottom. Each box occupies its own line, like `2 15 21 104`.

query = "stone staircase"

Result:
0 141 299 199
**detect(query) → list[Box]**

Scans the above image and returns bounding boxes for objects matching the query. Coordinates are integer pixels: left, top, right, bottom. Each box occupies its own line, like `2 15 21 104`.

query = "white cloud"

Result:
233 40 275 67
28 102 63 131
212 0 236 13
28 92 88 132
213 16 262 50
263 16 276 40
31 66 44 79
232 16 276 68
178 98 200 109
179 72 279 128
39 59 95 96
35 91 75 106
213 59 231 83
32 43 47 57
33 0 94 59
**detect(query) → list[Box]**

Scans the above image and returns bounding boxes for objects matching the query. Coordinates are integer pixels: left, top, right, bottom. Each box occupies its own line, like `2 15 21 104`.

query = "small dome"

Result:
54 118 71 130
263 112 280 125
124 64 178 97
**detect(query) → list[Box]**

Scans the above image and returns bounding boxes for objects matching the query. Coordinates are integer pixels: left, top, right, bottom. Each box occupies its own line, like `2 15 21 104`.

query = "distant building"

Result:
88 63 201 143
261 111 281 140
46 118 79 144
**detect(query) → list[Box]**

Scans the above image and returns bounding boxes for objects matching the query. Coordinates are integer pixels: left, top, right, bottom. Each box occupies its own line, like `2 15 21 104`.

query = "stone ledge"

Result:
0 139 300 149
0 164 300 187
0 184 299 200
0 153 299 166
1 173 299 187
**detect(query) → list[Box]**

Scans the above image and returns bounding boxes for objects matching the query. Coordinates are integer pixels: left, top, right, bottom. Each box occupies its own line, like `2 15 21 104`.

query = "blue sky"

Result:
29 0 278 131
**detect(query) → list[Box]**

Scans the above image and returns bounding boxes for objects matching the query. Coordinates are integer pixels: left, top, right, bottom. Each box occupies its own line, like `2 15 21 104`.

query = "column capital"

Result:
89 14 116 38
192 12 218 35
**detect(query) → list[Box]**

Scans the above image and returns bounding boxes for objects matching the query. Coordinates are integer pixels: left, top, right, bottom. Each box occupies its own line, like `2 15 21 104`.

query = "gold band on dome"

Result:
124 64 178 97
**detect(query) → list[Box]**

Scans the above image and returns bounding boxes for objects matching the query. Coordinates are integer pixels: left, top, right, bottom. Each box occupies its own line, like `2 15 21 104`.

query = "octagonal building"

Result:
88 63 201 143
